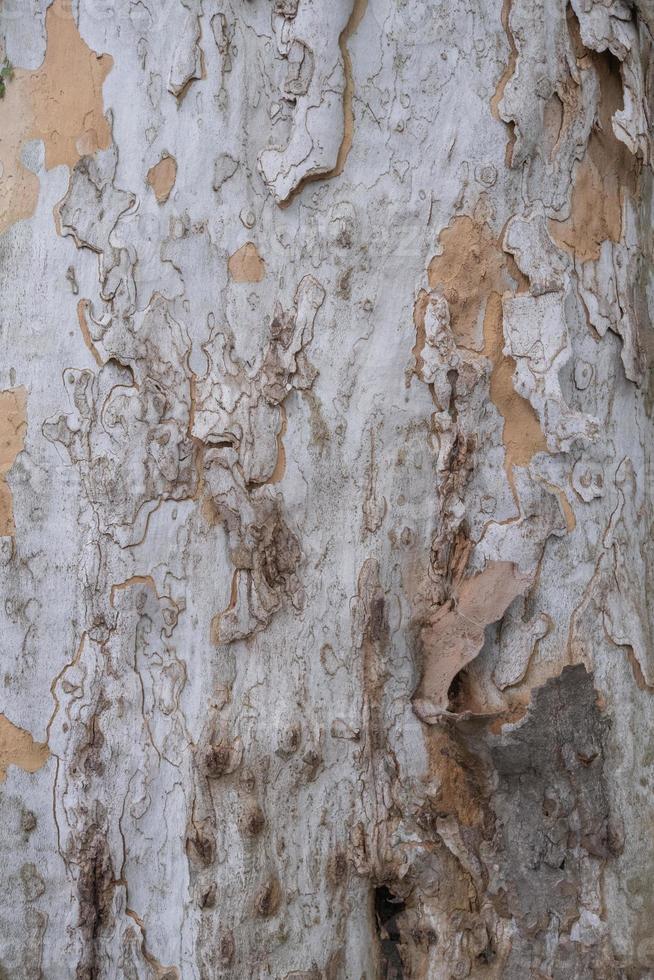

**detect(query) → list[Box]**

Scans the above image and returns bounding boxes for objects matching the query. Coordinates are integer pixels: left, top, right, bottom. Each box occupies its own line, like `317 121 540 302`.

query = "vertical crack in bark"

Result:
374 885 406 979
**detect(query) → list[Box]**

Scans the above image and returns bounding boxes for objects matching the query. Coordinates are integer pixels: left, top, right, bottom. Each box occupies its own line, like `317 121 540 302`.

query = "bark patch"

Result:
549 41 638 262
147 154 177 204
0 713 49 781
374 885 406 979
0 386 27 536
427 216 507 351
424 216 546 478
483 291 547 472
228 242 266 282
0 0 113 233
415 561 531 719
479 664 621 974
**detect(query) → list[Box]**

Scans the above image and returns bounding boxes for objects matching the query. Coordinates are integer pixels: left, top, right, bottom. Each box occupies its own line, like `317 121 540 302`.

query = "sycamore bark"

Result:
0 0 653 977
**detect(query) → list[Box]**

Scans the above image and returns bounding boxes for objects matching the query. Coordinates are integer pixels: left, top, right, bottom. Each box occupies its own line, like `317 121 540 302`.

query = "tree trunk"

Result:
0 0 652 976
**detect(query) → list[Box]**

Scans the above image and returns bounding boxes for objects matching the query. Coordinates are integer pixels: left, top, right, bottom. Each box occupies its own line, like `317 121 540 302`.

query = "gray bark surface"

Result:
0 0 653 977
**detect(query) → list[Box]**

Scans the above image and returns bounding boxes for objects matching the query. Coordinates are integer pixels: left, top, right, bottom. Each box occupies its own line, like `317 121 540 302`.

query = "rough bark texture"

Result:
0 0 653 977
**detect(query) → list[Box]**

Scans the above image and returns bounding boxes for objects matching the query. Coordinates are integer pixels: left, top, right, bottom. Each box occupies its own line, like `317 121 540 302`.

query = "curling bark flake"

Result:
0 0 652 977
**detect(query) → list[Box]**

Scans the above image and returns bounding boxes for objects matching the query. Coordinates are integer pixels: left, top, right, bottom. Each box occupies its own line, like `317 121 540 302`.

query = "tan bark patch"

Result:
125 907 181 979
0 386 27 537
541 478 576 532
483 291 547 472
411 288 428 375
549 49 638 262
427 216 507 351
0 0 113 234
211 570 239 646
425 216 545 477
0 714 49 782
77 298 103 366
490 0 517 121
417 561 531 715
228 242 266 282
332 0 369 179
147 154 177 204
266 404 287 485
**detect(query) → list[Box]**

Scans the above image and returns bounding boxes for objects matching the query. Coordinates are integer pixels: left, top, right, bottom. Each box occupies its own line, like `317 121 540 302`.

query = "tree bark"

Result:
0 0 652 977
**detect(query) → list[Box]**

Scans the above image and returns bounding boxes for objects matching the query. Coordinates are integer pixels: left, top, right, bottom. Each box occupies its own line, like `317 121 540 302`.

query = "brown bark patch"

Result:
549 45 638 262
147 154 177 204
0 0 113 234
227 242 266 282
240 803 265 838
0 713 49 782
423 728 487 828
0 386 27 536
254 875 282 918
76 828 115 980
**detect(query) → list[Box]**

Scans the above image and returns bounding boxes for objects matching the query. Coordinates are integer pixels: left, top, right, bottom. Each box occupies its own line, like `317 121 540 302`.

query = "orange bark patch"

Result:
0 0 113 234
228 242 266 283
549 47 638 262
0 387 27 536
147 154 177 204
0 714 49 782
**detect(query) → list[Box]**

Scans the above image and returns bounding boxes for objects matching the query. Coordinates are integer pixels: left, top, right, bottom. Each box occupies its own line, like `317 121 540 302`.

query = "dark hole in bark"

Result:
447 669 464 705
374 885 406 979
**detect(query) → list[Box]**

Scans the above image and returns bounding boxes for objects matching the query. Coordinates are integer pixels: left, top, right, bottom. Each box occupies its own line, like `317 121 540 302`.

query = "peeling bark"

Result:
0 0 653 977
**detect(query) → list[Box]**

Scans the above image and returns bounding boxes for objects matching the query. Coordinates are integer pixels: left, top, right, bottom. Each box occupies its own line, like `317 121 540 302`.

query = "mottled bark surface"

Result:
0 0 653 977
